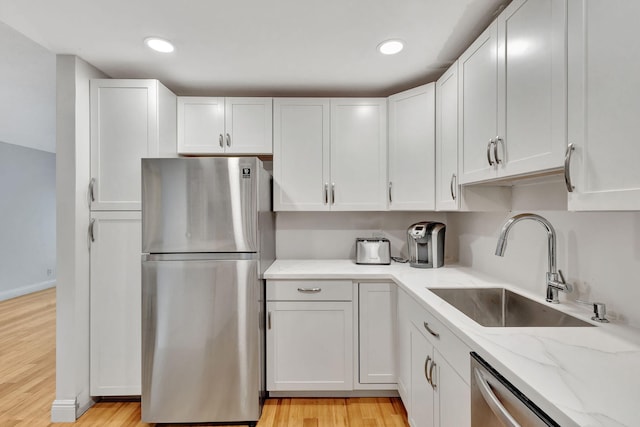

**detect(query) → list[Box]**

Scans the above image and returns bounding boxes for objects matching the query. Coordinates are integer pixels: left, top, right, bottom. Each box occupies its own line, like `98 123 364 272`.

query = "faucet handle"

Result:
556 269 573 293
576 299 610 323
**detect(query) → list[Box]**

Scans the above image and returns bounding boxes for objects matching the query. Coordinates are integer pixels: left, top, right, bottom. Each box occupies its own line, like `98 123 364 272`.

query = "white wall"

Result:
448 210 640 328
53 55 108 422
0 21 56 153
0 142 56 300
0 21 57 300
276 211 451 261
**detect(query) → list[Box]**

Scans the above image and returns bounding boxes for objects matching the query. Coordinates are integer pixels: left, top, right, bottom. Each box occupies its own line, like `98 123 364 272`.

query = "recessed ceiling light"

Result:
378 40 404 55
144 37 175 53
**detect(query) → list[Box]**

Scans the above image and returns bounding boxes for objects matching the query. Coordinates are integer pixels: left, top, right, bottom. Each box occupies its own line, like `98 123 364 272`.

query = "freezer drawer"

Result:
141 257 264 423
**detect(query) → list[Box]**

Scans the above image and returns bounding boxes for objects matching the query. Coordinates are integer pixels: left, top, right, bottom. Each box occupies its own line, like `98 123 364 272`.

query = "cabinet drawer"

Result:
267 280 353 301
407 294 470 383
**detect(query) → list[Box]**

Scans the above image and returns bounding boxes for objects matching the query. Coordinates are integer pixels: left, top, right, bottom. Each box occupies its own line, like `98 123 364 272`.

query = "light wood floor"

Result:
0 288 409 426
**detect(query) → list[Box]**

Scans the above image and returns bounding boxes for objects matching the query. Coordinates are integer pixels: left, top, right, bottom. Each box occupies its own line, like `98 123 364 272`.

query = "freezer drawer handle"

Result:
297 287 322 294
474 368 521 427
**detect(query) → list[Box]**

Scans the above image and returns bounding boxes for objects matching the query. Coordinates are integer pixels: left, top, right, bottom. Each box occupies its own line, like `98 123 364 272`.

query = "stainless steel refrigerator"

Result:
140 157 274 424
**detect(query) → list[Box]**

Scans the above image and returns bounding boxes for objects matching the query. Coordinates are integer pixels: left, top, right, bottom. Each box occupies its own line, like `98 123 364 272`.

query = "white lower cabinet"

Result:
399 288 471 427
410 324 436 427
89 211 141 396
358 282 396 385
266 280 353 391
396 289 413 409
436 349 470 427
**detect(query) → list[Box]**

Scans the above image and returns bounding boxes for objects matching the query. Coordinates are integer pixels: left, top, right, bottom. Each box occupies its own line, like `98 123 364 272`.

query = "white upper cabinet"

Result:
177 97 225 154
330 99 387 211
177 97 273 155
273 98 387 211
459 0 567 184
388 84 435 211
567 0 640 210
497 0 567 178
90 79 176 211
458 21 499 184
273 99 330 211
435 62 460 211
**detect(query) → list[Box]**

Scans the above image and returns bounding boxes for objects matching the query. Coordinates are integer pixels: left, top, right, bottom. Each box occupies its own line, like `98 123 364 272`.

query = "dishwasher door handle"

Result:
474 368 521 427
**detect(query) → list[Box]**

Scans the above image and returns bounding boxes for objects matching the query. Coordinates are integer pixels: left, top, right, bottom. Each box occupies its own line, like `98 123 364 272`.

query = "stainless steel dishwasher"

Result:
470 352 560 427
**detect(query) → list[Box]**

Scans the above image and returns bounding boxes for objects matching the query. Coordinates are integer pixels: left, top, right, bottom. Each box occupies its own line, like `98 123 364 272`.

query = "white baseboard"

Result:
50 399 77 423
0 280 56 301
76 395 95 418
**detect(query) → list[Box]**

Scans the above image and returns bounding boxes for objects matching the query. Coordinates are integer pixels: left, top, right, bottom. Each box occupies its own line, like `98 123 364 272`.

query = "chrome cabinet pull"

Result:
450 173 457 200
429 361 437 390
267 312 272 329
388 181 393 204
226 133 231 147
424 356 432 385
88 219 96 243
487 139 495 166
297 287 321 293
219 134 224 148
331 183 335 205
88 178 96 205
423 321 440 338
494 137 503 164
324 183 329 204
474 368 520 427
564 143 575 192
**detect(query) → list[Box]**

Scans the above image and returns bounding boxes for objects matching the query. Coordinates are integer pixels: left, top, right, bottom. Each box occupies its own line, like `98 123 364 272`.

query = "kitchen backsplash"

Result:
275 211 450 261
275 209 640 328
448 210 640 328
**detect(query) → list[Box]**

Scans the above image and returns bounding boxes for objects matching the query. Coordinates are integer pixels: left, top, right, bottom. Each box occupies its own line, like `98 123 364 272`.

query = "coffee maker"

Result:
407 222 446 268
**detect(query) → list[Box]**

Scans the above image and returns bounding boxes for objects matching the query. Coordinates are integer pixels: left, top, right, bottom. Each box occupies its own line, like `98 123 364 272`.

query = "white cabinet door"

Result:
388 84 435 210
89 211 141 396
458 21 499 184
567 0 640 210
497 0 567 177
358 282 396 384
177 97 225 154
435 62 460 211
266 301 353 391
435 350 470 427
330 99 387 211
90 79 160 210
225 97 273 154
396 289 412 409
273 99 331 211
409 325 435 427
177 97 272 155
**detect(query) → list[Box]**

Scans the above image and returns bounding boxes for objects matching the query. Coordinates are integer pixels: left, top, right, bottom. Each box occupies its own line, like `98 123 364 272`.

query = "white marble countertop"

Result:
265 259 640 427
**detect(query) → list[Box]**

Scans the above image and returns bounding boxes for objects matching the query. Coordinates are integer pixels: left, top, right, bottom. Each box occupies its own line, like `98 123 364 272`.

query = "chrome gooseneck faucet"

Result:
495 213 572 304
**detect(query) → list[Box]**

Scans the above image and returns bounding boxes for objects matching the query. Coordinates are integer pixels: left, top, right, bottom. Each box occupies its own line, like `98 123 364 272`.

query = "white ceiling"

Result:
0 0 509 96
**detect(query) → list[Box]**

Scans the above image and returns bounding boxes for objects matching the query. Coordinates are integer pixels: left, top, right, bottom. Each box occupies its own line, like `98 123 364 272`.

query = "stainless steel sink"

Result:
428 288 594 327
